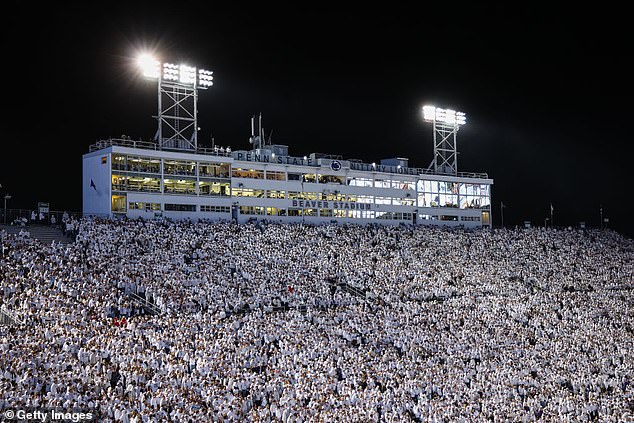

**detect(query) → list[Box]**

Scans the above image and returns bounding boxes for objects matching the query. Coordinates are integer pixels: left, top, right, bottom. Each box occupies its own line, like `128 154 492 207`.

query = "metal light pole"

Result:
550 203 554 229
544 217 550 229
3 194 11 225
500 201 505 228
600 205 603 230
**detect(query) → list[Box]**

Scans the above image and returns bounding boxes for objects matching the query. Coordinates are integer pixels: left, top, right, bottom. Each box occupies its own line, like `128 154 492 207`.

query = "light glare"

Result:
138 54 160 78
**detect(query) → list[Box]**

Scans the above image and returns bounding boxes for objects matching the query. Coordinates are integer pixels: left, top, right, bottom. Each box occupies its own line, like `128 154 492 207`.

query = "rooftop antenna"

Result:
267 129 274 145
259 113 264 150
249 113 265 150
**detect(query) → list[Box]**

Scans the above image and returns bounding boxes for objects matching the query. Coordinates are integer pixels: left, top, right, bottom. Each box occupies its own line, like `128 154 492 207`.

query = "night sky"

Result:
3 5 631 236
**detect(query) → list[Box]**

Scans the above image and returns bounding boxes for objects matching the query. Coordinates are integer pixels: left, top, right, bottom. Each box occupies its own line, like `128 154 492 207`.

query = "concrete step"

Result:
1 224 73 245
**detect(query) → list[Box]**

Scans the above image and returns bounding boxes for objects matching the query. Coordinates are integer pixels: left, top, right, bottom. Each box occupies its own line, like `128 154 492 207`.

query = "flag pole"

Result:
500 201 504 228
550 203 554 229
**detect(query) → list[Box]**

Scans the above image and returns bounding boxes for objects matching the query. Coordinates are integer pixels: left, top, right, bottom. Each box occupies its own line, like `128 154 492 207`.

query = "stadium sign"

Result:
291 200 371 210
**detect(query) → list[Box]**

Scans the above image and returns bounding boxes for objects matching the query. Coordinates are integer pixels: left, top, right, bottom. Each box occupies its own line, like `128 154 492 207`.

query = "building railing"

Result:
89 138 234 157
88 138 489 179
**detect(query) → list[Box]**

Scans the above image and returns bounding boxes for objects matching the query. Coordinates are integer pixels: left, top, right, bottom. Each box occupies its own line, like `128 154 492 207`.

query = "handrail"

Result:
88 138 489 179
89 138 234 157
128 292 162 315
0 306 24 325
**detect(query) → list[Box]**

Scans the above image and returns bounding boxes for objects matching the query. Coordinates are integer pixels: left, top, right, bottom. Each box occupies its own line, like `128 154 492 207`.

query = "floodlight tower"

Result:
138 54 214 151
422 105 466 175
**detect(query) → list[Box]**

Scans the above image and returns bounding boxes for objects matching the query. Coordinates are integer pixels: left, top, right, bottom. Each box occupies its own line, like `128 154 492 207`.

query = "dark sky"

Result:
3 5 632 236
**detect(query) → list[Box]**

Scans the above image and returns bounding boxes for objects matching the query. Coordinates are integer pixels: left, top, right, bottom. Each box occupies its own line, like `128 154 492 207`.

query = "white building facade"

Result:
83 139 492 227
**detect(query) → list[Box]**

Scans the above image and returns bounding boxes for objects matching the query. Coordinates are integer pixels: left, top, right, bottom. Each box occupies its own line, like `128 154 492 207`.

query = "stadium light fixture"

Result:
422 105 466 126
179 64 196 84
198 69 214 88
138 54 213 89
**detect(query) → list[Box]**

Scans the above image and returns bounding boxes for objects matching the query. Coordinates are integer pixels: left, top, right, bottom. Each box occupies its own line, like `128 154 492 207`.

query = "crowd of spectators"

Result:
1 218 632 422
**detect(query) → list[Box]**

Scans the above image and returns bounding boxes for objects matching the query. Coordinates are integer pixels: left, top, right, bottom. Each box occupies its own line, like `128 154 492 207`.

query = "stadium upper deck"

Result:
83 138 492 227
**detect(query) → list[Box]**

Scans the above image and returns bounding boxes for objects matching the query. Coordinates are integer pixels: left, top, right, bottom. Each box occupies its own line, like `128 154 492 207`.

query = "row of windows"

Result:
416 181 490 197
112 175 230 196
236 206 414 220
348 178 415 189
231 169 288 181
111 177 485 208
129 202 161 211
112 155 230 178
111 157 488 197
417 193 491 209
233 189 416 205
119 202 230 213
200 205 231 213
115 197 478 222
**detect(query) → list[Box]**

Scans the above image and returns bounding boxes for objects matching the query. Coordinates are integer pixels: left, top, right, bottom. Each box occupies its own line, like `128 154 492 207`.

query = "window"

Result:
129 202 160 211
111 195 127 213
374 179 390 188
199 162 230 178
395 197 415 206
458 183 491 209
127 156 160 173
355 195 374 204
288 173 301 181
112 174 127 191
298 192 319 200
347 210 375 219
460 216 481 221
418 180 487 209
319 209 333 217
440 215 459 221
240 206 265 215
266 190 286 199
131 176 161 193
164 204 196 212
321 192 346 201
112 154 126 170
375 211 408 220
392 179 414 190
164 178 196 195
348 177 372 187
201 205 230 213
318 174 345 184
233 188 264 198
266 171 286 181
232 168 264 179
302 173 317 183
199 181 230 196
163 160 196 176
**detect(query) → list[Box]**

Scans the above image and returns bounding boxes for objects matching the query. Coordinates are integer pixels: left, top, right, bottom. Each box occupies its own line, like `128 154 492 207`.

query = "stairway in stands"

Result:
0 224 72 245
